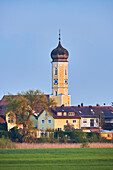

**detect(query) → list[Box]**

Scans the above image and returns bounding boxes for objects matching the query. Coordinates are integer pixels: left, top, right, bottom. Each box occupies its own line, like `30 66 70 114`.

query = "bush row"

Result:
0 128 113 143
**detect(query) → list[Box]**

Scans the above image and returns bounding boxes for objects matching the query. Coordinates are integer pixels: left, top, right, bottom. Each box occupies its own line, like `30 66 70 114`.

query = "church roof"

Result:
51 30 69 62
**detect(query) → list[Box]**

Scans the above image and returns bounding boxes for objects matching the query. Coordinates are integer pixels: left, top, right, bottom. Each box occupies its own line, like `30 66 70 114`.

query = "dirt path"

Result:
16 143 113 149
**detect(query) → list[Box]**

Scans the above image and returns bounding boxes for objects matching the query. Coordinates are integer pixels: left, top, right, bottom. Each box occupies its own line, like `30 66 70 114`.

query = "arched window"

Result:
55 67 58 75
65 68 67 75
55 91 57 96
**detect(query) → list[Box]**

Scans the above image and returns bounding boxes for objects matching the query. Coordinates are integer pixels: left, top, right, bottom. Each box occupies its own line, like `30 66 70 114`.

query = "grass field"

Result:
0 148 113 170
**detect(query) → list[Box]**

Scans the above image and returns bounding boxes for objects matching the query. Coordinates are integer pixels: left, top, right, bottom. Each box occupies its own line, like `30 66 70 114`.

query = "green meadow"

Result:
0 148 113 170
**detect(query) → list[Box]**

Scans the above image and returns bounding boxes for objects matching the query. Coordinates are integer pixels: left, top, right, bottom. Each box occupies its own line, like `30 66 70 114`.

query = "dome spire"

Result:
59 29 61 42
51 30 69 62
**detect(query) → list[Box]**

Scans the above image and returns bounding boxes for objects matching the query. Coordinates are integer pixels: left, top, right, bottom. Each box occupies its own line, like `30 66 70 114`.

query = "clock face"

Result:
65 79 68 84
54 79 58 85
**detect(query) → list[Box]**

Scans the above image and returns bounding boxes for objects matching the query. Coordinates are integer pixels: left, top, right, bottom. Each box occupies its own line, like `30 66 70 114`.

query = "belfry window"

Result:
65 68 67 75
65 79 68 84
55 67 58 75
55 91 57 96
54 79 58 85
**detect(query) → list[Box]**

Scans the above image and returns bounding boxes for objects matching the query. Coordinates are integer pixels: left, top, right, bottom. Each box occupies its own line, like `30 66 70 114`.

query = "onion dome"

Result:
51 30 69 62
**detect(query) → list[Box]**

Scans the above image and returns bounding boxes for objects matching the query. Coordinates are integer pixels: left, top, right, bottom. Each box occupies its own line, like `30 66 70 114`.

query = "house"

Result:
0 100 7 127
100 130 113 140
37 107 80 131
37 106 113 132
6 112 23 131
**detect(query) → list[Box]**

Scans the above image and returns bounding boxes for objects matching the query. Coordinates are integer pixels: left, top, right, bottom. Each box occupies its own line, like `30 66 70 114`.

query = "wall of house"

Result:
38 110 54 131
6 112 23 131
6 112 16 131
80 117 99 128
30 115 38 129
54 118 80 131
101 132 113 140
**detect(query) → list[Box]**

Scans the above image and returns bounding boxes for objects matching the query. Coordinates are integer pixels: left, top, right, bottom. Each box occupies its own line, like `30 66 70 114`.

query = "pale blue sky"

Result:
0 0 113 106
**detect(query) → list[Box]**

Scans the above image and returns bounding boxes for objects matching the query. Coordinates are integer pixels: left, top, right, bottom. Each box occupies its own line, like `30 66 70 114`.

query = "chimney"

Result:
81 103 83 107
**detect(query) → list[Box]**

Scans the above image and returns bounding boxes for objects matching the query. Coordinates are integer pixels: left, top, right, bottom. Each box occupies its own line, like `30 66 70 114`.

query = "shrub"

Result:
0 123 7 130
81 142 90 148
0 135 16 149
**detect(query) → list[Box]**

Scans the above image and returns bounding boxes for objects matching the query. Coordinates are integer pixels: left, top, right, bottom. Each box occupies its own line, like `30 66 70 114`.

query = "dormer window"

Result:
68 112 75 116
63 112 66 116
57 112 62 116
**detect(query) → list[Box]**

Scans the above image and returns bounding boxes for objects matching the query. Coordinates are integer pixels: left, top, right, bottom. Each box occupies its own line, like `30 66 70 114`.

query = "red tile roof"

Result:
0 117 5 123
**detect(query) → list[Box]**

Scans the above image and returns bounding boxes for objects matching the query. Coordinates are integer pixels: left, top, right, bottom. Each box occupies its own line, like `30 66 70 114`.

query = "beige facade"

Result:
80 117 99 129
50 95 71 107
37 110 81 131
52 62 68 96
38 110 54 131
54 118 80 131
51 61 71 106
6 112 23 131
50 34 71 107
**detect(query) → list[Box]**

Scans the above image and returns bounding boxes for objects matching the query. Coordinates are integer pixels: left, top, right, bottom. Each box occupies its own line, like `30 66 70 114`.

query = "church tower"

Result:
50 31 71 106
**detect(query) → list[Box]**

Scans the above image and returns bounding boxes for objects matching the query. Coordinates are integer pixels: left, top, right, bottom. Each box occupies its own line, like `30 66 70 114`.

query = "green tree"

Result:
4 89 56 131
64 123 75 132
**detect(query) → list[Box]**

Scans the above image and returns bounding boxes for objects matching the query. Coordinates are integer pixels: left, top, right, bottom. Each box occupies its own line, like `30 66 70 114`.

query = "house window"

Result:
96 119 98 123
11 119 14 123
83 119 87 123
41 120 44 124
8 118 14 123
42 127 45 130
8 119 10 123
48 120 51 124
45 113 47 117
66 120 68 123
57 112 62 116
58 128 62 131
63 112 66 116
68 112 74 116
73 120 76 123
90 119 94 127
55 67 58 75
